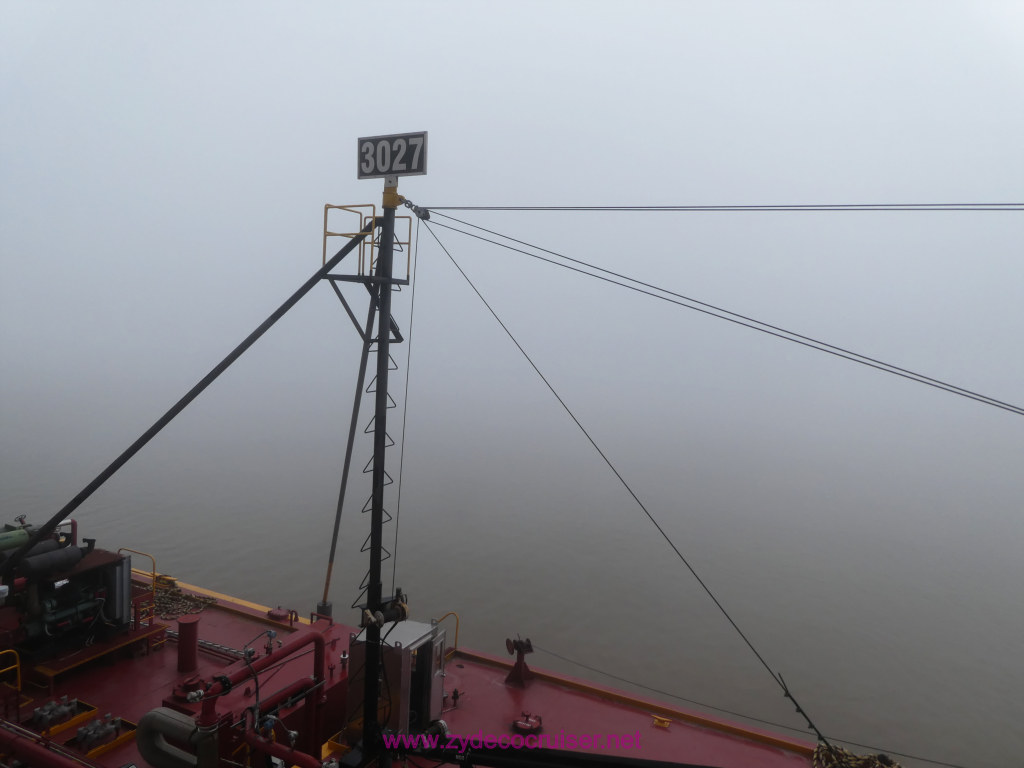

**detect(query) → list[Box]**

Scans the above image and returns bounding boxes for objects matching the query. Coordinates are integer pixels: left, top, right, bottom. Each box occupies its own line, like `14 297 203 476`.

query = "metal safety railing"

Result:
0 649 23 721
323 204 413 280
0 649 21 692
119 547 157 630
434 611 460 658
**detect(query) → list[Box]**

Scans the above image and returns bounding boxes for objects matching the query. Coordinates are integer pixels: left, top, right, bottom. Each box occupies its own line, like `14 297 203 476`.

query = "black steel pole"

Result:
318 296 377 613
1 222 375 583
362 183 398 759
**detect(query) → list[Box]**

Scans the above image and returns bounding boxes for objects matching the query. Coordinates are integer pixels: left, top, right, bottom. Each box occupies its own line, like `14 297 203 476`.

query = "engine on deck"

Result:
0 518 132 662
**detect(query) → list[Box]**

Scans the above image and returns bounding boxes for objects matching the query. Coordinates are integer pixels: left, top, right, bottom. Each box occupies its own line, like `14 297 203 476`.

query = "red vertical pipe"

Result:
178 615 200 673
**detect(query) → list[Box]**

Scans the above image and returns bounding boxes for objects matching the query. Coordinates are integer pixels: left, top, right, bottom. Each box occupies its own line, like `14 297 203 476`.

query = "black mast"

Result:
361 177 400 760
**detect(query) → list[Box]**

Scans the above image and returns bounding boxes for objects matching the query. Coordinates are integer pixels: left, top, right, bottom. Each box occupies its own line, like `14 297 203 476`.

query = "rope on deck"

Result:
815 743 900 768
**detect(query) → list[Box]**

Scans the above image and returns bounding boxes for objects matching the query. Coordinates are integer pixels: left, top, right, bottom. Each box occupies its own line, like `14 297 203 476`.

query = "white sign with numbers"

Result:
357 132 428 179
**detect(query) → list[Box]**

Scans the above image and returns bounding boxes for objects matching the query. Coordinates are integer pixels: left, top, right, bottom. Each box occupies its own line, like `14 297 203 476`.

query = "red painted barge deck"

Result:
2 572 814 768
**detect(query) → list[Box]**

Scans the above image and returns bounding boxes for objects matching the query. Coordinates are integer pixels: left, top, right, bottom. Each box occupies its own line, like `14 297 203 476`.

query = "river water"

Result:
3 215 1022 768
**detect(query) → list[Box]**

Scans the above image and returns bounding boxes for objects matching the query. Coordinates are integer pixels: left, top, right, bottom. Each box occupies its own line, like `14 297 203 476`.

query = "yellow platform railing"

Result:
0 648 23 720
323 204 413 280
0 649 21 692
434 611 460 658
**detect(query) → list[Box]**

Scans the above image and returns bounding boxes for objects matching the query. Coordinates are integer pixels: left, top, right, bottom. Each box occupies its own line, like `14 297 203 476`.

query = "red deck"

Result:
441 648 813 766
2 576 814 768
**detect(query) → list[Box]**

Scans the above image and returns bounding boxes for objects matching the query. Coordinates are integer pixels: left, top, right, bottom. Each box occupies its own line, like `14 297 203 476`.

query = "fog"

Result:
2 4 1023 767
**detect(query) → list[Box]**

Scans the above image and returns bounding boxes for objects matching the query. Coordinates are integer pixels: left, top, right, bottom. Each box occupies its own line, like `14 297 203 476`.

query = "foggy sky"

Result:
2 4 1023 768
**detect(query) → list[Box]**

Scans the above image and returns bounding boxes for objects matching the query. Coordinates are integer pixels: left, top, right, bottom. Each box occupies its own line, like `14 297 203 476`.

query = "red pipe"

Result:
232 679 322 758
178 615 200 673
255 678 311 713
242 731 322 768
0 725 97 768
199 628 325 727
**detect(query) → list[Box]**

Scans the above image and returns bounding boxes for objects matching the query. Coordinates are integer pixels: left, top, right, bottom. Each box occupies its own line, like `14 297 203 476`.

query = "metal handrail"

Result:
119 547 157 628
324 204 377 271
0 649 21 692
434 611 460 657
322 205 412 280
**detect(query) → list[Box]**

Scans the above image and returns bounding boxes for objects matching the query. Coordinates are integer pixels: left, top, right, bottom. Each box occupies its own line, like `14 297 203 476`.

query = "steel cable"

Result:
424 214 1023 417
423 221 832 747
